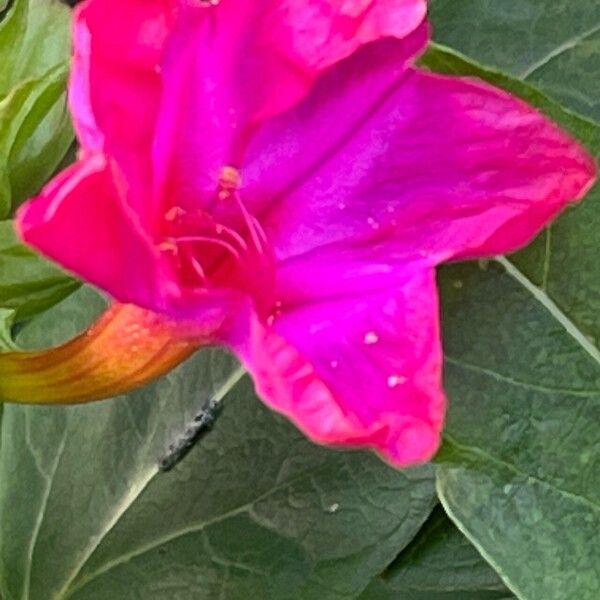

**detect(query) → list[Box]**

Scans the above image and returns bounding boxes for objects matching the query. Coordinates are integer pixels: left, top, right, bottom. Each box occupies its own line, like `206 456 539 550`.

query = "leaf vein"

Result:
445 355 600 398
63 462 337 597
440 433 600 513
22 427 68 600
56 365 246 600
520 22 600 79
496 256 600 368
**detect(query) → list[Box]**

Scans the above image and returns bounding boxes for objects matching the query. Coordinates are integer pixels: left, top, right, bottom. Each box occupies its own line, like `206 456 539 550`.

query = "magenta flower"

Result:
14 0 595 467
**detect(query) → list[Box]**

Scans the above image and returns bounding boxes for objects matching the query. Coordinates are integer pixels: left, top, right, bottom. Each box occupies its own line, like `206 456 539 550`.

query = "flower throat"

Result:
159 167 275 315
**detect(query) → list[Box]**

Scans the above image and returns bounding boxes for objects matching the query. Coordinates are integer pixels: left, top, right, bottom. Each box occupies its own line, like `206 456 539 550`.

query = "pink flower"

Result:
15 0 596 467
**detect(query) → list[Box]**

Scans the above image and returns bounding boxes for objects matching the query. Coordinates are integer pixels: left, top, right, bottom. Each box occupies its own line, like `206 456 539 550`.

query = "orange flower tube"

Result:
0 305 199 404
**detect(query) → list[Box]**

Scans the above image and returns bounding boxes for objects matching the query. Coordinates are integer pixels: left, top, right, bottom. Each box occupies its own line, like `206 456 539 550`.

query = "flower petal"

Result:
70 0 175 207
243 44 596 262
151 1 427 217
228 250 444 467
16 155 164 308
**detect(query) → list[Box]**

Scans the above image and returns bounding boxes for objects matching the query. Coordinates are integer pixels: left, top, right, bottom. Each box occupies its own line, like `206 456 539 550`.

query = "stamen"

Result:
174 235 242 262
215 223 250 253
158 164 274 313
229 190 266 256
189 257 209 282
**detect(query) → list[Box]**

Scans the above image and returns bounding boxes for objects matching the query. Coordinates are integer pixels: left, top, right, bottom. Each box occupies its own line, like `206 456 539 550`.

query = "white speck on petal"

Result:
364 332 379 345
387 375 407 388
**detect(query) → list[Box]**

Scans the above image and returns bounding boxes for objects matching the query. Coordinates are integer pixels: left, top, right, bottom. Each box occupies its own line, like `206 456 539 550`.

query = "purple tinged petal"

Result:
230 256 444 467
243 42 595 264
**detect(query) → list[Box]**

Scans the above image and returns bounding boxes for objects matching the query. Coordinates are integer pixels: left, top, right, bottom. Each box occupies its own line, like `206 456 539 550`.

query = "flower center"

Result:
159 167 275 316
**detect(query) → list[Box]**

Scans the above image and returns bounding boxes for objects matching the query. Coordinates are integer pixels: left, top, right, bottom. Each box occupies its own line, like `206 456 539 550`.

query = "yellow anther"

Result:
158 240 178 254
218 166 241 199
165 206 186 222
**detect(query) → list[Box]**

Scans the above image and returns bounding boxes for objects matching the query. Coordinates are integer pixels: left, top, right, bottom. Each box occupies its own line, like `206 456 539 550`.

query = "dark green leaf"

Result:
0 219 79 322
359 507 514 600
419 44 600 600
429 0 600 121
437 259 600 600
0 289 437 600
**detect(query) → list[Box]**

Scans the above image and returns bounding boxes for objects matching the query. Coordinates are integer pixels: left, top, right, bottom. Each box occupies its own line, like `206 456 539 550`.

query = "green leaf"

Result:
0 308 15 349
437 260 600 600
420 45 600 600
358 507 514 600
0 0 71 97
429 0 600 121
0 65 74 215
0 0 74 215
0 288 437 600
0 219 79 322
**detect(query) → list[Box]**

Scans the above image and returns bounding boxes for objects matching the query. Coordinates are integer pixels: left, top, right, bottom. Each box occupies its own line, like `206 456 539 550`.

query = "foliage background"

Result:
0 1 598 598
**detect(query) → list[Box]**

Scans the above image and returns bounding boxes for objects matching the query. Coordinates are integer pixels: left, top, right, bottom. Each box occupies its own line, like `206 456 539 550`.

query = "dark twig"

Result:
158 397 223 472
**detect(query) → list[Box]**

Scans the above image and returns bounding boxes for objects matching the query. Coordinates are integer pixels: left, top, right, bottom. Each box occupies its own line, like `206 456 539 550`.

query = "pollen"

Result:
218 166 241 200
158 240 178 254
165 206 186 222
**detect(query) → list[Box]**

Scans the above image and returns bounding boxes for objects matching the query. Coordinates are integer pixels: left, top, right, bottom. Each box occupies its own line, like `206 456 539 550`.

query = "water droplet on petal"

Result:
364 332 379 345
337 201 347 210
367 217 380 230
330 360 339 369
387 374 407 388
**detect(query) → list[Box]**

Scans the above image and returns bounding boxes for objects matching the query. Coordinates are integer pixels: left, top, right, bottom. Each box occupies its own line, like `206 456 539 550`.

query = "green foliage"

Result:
0 1 599 599
0 65 74 216
358 507 514 600
0 219 79 324
0 0 71 96
0 0 74 216
0 289 437 600
422 42 600 600
0 308 15 349
429 0 600 121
